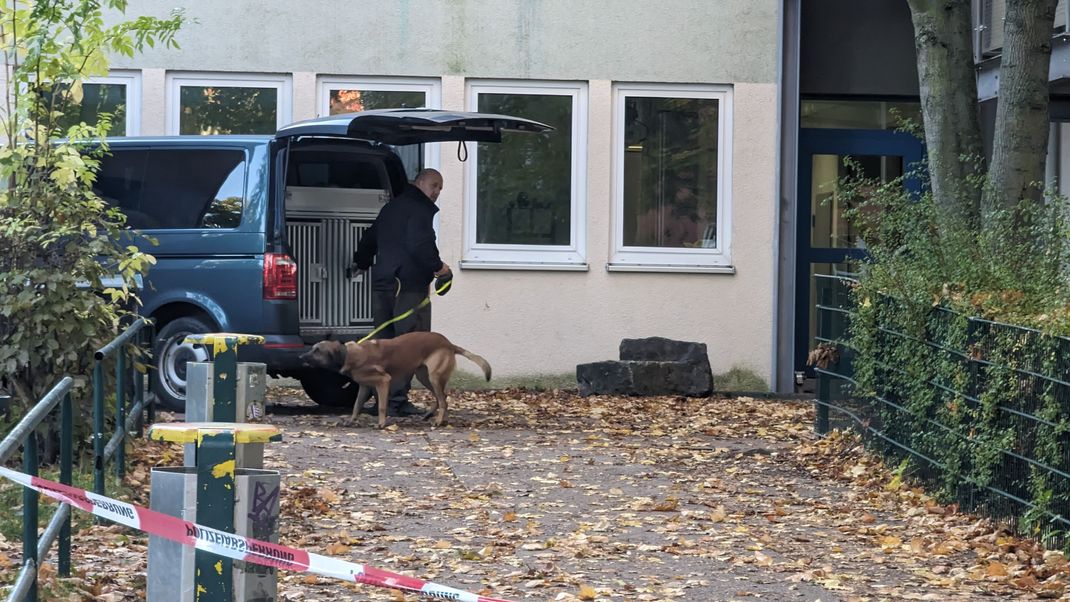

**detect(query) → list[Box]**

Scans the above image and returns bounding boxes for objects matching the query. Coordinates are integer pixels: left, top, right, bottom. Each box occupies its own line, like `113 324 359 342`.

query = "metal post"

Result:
135 351 146 438
136 327 150 434
59 391 72 577
23 430 39 602
966 318 981 402
212 337 238 422
195 430 236 602
817 372 831 436
147 325 157 427
144 361 154 426
814 277 831 436
873 295 888 408
93 360 105 496
116 350 127 480
144 329 156 427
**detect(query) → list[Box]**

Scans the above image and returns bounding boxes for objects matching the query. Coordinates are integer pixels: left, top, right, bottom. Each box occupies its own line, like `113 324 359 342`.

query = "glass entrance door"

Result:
794 127 924 375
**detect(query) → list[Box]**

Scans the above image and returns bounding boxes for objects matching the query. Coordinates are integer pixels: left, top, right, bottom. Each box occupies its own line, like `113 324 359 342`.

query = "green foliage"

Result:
0 1 183 407
839 154 1070 328
714 366 769 393
836 153 1070 545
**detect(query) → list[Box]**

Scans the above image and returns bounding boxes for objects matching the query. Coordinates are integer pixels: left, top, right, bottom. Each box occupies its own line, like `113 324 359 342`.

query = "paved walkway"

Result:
258 388 1052 601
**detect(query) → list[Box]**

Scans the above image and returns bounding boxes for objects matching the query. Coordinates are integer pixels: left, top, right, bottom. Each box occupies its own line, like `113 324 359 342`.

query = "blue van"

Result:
92 109 550 410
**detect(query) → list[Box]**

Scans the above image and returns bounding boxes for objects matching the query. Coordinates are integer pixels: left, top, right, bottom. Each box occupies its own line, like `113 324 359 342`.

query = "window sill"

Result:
459 260 589 272
605 263 736 274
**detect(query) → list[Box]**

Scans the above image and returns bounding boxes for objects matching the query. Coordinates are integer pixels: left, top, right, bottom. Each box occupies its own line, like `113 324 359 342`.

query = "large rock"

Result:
620 337 713 392
577 337 714 397
628 360 712 396
620 337 711 366
576 361 634 396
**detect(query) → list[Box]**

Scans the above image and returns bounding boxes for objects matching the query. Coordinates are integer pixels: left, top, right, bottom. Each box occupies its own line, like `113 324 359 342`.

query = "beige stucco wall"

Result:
102 1 781 384
433 80 778 380
110 1 777 84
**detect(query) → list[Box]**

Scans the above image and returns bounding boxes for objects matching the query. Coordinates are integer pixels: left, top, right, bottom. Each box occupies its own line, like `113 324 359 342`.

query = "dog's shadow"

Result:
266 403 347 416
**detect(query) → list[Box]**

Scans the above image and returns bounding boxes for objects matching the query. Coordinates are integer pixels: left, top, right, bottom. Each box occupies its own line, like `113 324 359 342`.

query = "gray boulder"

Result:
576 337 714 397
576 361 634 396
620 337 711 365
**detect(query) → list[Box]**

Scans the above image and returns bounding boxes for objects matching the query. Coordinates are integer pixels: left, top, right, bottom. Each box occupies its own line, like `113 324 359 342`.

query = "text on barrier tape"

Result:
0 466 516 602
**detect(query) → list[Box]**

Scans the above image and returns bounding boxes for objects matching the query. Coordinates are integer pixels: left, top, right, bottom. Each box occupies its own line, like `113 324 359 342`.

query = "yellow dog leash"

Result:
356 277 453 344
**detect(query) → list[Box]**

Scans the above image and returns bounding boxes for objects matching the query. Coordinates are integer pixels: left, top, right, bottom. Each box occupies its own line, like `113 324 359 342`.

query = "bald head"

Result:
414 168 443 202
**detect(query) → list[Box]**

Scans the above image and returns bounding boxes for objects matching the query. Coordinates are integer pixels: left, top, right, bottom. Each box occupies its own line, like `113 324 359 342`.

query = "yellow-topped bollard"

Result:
149 422 282 446
182 334 265 424
146 423 282 602
183 333 266 353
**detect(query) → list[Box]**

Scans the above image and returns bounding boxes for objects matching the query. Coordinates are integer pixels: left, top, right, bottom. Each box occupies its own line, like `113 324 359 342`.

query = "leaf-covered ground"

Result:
3 388 1070 601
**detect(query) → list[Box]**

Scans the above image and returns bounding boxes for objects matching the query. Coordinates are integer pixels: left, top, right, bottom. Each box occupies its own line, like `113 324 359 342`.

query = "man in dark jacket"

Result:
353 168 451 416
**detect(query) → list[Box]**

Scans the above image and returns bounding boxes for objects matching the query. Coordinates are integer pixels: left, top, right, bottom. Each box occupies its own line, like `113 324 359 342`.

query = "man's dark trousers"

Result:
371 287 431 403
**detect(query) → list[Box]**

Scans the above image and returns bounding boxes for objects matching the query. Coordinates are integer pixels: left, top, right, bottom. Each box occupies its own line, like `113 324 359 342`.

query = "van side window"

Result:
142 149 246 229
200 160 245 228
95 148 246 229
94 150 150 226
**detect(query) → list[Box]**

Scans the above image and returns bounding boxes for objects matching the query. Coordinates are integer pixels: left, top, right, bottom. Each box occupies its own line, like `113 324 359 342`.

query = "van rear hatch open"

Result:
274 108 551 144
273 109 551 339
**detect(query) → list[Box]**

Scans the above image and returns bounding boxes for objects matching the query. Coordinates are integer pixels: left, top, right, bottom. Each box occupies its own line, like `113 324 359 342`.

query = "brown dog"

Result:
299 331 491 428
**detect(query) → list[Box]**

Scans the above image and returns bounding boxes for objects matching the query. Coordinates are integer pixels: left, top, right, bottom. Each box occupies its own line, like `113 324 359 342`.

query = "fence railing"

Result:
1 318 153 602
93 318 153 496
814 274 1070 547
0 377 73 602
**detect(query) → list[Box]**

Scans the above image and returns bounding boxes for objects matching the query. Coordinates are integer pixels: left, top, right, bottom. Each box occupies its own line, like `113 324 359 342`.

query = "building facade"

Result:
95 0 783 386
73 0 1067 392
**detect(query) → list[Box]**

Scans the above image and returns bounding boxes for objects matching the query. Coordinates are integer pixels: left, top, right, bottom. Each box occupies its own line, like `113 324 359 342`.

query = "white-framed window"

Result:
463 80 588 270
609 83 733 272
166 72 292 135
317 76 442 179
50 71 141 136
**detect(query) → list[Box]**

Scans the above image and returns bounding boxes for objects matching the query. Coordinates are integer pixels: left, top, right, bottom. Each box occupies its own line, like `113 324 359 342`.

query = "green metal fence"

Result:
1 318 153 602
814 274 1070 546
0 377 73 602
93 318 153 496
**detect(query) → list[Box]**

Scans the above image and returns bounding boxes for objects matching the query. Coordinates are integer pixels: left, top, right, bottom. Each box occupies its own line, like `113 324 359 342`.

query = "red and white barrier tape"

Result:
0 466 516 602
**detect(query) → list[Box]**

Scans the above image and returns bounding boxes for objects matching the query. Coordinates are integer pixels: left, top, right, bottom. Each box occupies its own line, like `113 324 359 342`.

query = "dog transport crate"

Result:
285 185 388 337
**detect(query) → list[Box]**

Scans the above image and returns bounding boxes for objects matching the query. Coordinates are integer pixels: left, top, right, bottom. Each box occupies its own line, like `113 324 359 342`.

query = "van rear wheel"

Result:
151 316 213 412
299 372 360 407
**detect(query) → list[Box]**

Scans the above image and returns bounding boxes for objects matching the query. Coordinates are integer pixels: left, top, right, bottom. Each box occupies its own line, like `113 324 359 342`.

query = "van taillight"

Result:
264 253 297 300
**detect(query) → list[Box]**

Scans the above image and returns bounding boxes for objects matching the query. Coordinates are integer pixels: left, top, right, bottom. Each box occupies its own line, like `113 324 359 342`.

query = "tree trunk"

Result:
985 0 1059 215
907 0 985 227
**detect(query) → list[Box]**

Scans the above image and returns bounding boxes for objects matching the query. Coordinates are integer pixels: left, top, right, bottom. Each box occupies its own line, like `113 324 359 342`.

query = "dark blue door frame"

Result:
794 128 924 374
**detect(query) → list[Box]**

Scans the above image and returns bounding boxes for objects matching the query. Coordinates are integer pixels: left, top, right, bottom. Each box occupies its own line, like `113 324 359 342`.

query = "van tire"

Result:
151 315 213 412
299 372 360 407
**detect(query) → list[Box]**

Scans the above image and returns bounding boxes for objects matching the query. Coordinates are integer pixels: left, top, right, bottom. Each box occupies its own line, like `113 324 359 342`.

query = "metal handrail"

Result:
4 318 154 601
0 377 72 464
92 318 152 496
2 377 73 602
94 317 149 360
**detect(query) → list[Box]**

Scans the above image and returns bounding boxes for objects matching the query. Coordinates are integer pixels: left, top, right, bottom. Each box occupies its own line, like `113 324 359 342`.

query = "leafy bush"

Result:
0 1 183 408
836 151 1070 541
841 166 1070 332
